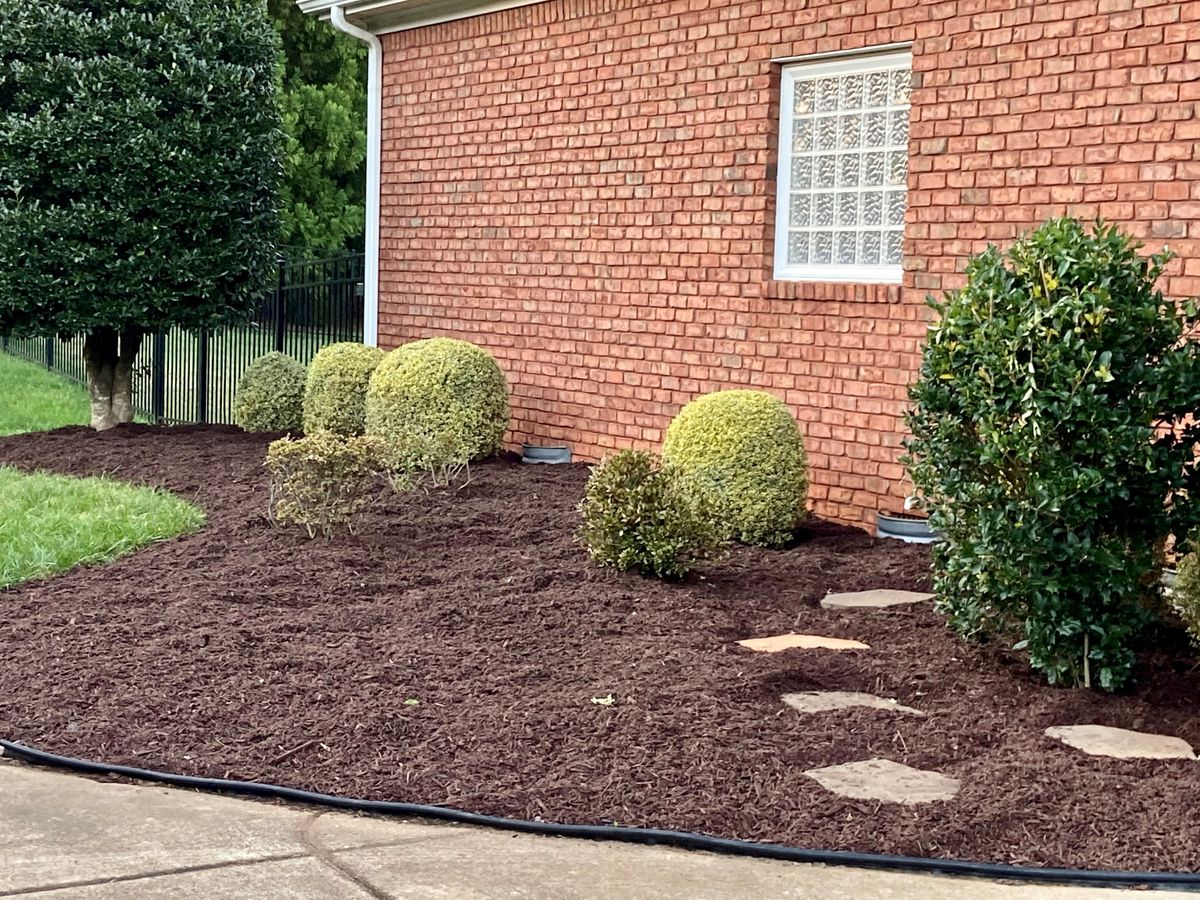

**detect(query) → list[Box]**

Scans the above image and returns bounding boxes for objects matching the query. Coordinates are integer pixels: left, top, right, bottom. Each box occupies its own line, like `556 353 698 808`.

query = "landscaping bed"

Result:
0 425 1197 872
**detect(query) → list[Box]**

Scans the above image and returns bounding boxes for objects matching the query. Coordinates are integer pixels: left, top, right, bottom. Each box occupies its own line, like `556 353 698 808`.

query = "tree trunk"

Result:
84 327 142 431
113 328 143 424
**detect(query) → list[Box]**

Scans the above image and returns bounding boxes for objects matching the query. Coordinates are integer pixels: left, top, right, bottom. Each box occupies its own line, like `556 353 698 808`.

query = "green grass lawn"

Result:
0 352 89 436
0 466 204 588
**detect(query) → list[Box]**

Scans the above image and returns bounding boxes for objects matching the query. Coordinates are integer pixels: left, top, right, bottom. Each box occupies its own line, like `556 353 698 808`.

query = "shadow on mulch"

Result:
0 424 1197 872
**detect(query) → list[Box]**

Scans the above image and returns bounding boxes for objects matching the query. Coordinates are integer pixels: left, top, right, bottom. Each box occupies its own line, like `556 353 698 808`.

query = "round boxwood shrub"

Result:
233 352 306 433
578 449 720 579
1171 550 1200 648
365 337 509 473
303 342 386 437
661 390 808 547
904 218 1200 691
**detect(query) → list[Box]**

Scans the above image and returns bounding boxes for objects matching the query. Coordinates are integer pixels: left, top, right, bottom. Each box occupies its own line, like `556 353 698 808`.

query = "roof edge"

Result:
296 0 549 34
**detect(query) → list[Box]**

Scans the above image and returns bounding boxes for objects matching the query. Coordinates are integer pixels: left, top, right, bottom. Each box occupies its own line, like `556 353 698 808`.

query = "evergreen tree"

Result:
0 0 283 430
269 0 367 254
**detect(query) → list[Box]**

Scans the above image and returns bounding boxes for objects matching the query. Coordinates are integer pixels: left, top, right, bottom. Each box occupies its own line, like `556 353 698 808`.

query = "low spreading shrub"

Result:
365 337 509 483
234 352 306 433
303 342 386 436
904 218 1200 691
578 449 719 579
661 390 808 547
265 431 385 537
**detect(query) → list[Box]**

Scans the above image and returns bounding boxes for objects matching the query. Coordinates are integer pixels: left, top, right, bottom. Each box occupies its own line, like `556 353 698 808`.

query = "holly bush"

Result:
0 0 282 338
578 450 720 579
904 218 1200 690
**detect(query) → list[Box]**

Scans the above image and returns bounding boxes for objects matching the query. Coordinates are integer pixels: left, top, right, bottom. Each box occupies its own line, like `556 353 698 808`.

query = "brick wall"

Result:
377 0 1200 528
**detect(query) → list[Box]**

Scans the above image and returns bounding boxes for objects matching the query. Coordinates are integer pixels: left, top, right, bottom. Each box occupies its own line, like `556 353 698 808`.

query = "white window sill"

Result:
772 264 903 284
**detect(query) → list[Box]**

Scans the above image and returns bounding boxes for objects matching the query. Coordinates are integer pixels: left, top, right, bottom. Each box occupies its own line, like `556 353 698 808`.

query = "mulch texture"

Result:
1 425 1198 872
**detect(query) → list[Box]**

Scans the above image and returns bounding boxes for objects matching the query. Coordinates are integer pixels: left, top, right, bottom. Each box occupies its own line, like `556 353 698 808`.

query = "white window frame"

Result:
773 49 912 284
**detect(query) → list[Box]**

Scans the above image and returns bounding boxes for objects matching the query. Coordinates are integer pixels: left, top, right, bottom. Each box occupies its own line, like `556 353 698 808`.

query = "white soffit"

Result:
297 0 551 34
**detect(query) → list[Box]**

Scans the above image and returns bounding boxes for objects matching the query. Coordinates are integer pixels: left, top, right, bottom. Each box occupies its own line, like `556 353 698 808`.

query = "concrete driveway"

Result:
0 757 1186 899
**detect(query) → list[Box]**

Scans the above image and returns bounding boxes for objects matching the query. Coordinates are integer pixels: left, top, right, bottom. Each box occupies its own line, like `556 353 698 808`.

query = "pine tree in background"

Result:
269 0 368 255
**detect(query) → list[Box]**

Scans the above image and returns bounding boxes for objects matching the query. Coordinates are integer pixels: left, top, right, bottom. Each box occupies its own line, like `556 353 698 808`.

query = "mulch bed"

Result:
1 425 1198 873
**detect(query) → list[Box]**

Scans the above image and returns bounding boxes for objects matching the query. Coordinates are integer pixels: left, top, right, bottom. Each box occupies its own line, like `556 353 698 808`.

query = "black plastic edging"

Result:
3 739 1197 892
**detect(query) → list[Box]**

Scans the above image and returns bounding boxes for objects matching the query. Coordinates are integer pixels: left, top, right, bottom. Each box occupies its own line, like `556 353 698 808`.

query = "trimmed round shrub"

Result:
661 390 808 547
365 337 509 471
303 342 386 436
904 218 1200 691
1172 551 1200 647
578 449 720 579
233 352 306 433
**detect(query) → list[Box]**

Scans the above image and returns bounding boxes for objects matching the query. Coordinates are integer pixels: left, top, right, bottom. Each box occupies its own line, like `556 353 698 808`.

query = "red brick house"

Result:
300 0 1200 528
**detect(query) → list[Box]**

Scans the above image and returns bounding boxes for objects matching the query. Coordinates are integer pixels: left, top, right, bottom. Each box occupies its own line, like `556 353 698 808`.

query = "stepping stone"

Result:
782 691 924 717
1045 725 1196 760
804 758 960 804
820 589 934 609
736 633 869 653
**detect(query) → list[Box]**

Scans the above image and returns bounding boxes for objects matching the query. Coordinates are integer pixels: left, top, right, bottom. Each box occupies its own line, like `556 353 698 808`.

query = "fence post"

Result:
274 257 287 354
44 337 54 371
152 333 166 424
196 329 209 425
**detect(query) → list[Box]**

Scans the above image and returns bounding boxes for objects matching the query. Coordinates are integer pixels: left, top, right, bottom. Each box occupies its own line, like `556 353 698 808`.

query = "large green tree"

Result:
0 0 283 430
904 219 1200 690
268 0 367 254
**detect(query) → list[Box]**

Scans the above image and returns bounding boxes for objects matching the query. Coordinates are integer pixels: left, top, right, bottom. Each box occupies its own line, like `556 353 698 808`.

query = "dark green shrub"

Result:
0 1 282 429
365 338 509 481
234 352 306 433
904 218 1200 690
578 450 720 579
266 431 384 537
661 390 807 547
303 342 385 436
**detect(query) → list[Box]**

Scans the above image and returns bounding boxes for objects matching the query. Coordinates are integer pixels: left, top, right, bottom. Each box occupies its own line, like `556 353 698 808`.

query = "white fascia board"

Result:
296 0 548 34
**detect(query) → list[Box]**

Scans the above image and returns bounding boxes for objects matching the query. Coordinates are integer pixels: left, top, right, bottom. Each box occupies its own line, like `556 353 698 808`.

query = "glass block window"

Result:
774 50 912 283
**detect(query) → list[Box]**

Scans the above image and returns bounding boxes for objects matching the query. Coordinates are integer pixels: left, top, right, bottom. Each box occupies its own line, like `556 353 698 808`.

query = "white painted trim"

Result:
773 49 911 285
329 6 382 347
775 264 904 284
369 0 547 35
298 0 548 34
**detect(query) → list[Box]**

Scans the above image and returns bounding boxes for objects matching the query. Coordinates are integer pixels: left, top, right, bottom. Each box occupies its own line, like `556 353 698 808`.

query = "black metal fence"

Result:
2 253 364 425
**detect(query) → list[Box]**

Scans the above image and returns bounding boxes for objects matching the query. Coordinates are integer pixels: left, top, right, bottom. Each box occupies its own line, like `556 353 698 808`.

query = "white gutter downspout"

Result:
329 6 382 347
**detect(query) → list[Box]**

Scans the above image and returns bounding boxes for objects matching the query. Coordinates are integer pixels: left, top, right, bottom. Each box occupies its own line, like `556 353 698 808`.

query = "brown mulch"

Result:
1 424 1198 873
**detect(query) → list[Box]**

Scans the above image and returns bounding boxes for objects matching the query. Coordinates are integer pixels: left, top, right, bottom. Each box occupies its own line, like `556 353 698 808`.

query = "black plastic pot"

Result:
876 510 938 543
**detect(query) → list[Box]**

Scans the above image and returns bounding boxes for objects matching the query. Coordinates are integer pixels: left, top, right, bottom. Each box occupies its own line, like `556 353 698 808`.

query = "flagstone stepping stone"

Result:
820 589 934 609
736 633 869 653
1045 725 1196 760
804 758 959 804
801 758 960 806
782 691 924 717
